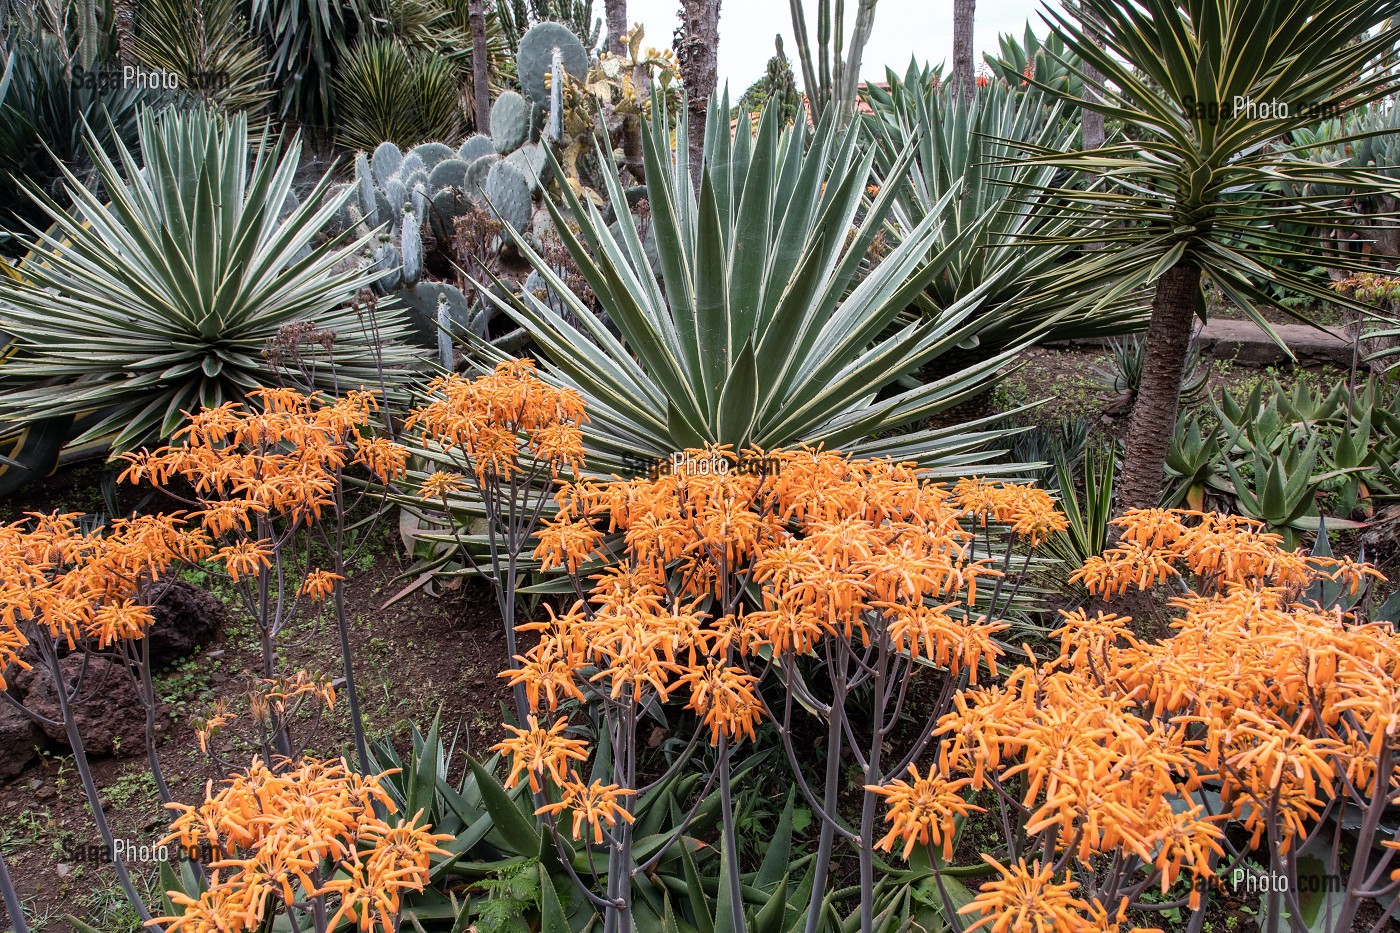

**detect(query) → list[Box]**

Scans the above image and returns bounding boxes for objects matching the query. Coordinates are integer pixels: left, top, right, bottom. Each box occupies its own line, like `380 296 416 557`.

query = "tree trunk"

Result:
1080 8 1105 149
677 0 723 190
1117 261 1202 512
952 0 976 105
468 0 492 132
113 0 138 68
605 0 628 56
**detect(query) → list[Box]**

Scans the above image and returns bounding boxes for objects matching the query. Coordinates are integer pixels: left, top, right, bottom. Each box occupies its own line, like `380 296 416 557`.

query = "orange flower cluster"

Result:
159 757 449 933
405 359 587 484
504 447 1060 847
960 859 1157 933
1070 509 1379 598
952 477 1070 546
0 511 209 671
120 388 407 582
871 509 1400 932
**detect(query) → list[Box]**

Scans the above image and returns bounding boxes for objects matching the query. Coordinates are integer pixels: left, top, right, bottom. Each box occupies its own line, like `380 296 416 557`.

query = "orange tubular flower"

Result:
960 857 1091 933
536 777 637 844
298 569 344 601
217 540 274 582
419 470 469 501
156 757 442 933
491 716 590 792
676 662 763 744
869 766 983 860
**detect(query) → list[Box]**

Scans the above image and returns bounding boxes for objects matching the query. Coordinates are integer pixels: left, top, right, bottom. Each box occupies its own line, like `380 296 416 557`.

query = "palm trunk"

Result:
605 0 628 56
468 0 491 132
952 0 976 104
1117 261 1202 512
677 0 723 189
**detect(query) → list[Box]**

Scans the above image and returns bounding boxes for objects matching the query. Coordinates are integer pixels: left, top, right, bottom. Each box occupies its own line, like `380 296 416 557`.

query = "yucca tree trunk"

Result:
678 0 723 188
1117 260 1202 512
952 0 976 104
113 0 138 66
1080 6 1105 149
468 0 491 131
605 0 628 55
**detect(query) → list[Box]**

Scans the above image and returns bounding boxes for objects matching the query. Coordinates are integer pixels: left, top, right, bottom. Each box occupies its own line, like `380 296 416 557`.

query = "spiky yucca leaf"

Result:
133 0 274 114
1021 0 1400 340
334 37 465 152
0 107 422 453
863 64 1146 351
478 94 1025 475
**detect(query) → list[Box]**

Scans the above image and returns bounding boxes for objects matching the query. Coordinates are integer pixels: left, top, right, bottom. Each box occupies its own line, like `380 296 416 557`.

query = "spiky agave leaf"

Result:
474 93 1026 476
0 106 423 453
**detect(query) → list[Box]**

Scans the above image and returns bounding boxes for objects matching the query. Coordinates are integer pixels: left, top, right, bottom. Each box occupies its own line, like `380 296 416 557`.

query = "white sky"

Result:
623 0 1060 91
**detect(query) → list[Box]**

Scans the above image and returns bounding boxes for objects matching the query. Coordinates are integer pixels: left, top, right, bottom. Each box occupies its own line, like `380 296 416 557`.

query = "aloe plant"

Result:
478 95 1022 475
1164 412 1227 511
0 107 421 453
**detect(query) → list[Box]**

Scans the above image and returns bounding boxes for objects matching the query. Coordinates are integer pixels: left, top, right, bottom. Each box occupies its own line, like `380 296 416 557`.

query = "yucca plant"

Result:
1024 0 1400 511
0 106 421 454
132 0 274 114
249 0 370 125
862 67 1146 356
0 27 144 252
333 36 465 151
476 94 1024 476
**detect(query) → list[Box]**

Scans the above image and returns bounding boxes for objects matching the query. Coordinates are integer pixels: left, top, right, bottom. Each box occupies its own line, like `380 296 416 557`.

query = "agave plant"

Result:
986 23 1083 98
862 67 1145 356
474 95 1023 476
1025 0 1400 511
0 107 421 453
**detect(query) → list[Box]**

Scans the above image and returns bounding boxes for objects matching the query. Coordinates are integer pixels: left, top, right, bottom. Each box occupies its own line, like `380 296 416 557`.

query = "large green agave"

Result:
476 94 1027 475
0 107 422 453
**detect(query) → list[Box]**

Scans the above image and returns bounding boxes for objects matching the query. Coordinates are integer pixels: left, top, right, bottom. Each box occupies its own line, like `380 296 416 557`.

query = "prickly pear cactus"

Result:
491 91 532 153
409 142 455 171
428 158 470 192
371 142 403 187
458 135 495 163
505 143 551 192
485 159 533 232
517 22 588 105
400 208 423 285
372 240 402 294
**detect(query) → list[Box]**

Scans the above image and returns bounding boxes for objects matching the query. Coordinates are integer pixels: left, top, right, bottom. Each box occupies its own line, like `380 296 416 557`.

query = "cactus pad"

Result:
428 158 470 192
505 143 551 192
491 91 532 153
458 134 495 163
408 142 455 170
517 22 588 105
371 142 403 187
485 159 533 232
